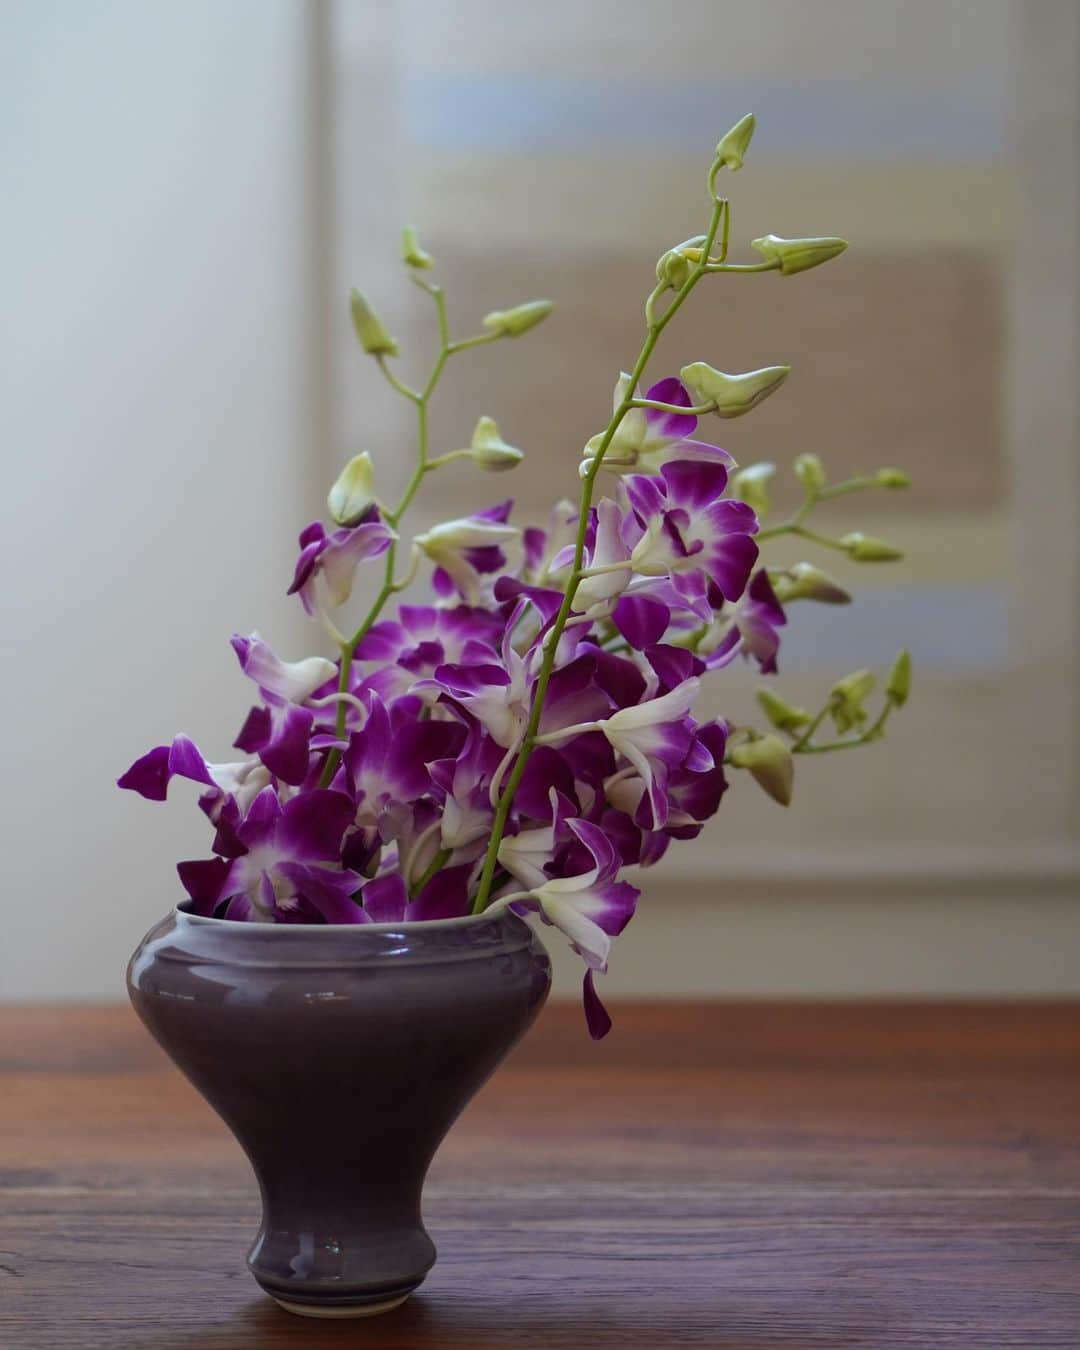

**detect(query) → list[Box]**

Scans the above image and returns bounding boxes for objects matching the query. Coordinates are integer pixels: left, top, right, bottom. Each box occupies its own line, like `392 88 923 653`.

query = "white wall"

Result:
1 2 1076 1003
0 1 324 998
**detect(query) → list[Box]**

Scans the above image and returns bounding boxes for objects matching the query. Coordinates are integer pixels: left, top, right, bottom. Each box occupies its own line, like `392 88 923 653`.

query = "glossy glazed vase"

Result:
127 906 551 1318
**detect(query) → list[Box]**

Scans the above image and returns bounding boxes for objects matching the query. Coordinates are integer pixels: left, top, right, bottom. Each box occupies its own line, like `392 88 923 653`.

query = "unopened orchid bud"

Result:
349 288 398 356
730 733 793 806
401 224 434 270
751 234 848 275
327 452 376 526
656 249 692 291
731 462 776 518
793 453 826 492
468 416 523 471
830 668 875 733
679 362 790 419
840 532 904 562
886 649 912 707
714 113 755 172
779 561 851 605
876 467 911 489
482 300 554 338
415 516 518 560
755 688 812 734
656 236 705 290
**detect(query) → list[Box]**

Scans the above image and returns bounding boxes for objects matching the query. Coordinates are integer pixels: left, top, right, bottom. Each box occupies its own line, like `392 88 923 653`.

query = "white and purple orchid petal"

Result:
277 789 354 862
582 969 613 1040
361 871 408 922
498 789 564 890
643 437 736 473
275 861 365 923
703 529 759 601
641 377 698 447
604 678 700 736
320 521 396 608
231 632 337 705
658 457 732 510
643 644 703 694
575 499 633 612
537 893 612 970
287 523 329 614
703 625 741 669
235 783 283 851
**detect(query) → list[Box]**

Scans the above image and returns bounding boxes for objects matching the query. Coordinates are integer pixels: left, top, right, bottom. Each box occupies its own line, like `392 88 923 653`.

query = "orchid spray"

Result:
120 116 912 1037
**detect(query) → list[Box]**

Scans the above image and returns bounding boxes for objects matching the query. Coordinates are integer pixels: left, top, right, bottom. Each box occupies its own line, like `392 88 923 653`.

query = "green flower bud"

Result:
829 668 875 733
656 236 706 290
401 224 434 270
731 462 776 518
755 688 812 734
467 416 523 472
327 452 376 526
349 288 398 356
886 649 912 708
840 532 905 562
876 467 911 489
730 733 793 806
679 363 790 419
482 300 554 338
775 561 851 605
793 453 826 491
714 113 756 172
750 234 848 275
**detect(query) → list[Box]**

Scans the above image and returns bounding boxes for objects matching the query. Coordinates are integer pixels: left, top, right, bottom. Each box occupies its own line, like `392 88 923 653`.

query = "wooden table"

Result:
2 1003 1079 1348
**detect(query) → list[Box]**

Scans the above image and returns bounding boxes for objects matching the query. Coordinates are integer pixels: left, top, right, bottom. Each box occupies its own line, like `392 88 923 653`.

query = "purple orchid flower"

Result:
489 817 638 1039
179 786 362 923
582 376 736 475
229 634 337 785
703 568 787 674
624 459 759 603
288 516 395 618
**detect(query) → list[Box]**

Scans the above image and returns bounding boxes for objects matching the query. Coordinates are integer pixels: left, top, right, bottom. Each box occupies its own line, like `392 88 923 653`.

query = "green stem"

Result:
630 397 716 416
318 285 455 788
471 194 729 914
413 846 451 896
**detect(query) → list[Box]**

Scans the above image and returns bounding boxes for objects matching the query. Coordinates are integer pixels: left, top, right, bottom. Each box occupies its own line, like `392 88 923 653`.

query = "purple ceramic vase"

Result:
127 905 551 1318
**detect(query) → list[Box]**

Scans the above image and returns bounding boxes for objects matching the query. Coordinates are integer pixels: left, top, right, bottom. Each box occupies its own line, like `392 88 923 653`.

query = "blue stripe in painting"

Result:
404 76 1001 160
779 583 1007 675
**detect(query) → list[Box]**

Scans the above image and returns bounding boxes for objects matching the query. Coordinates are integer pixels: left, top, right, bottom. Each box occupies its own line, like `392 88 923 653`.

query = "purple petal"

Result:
276 861 365 923
408 863 473 921
278 789 354 862
642 377 697 444
177 856 231 915
659 458 730 509
117 745 171 800
613 595 669 649
361 872 408 923
583 969 613 1040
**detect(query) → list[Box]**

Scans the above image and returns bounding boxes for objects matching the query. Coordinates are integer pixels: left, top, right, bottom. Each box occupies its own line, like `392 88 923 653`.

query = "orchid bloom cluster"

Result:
120 116 912 1037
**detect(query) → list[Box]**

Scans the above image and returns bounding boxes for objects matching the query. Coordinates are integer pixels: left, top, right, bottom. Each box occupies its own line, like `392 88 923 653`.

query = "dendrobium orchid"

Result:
120 116 913 1038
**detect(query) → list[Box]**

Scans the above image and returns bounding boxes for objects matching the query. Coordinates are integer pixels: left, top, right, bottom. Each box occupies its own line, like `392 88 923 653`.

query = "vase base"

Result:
273 1292 410 1319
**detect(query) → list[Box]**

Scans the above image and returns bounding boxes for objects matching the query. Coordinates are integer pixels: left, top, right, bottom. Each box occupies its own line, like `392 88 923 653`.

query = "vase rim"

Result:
173 900 511 936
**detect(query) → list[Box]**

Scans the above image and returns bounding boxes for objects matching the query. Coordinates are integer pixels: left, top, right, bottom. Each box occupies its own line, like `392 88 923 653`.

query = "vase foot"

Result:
273 1292 410 1319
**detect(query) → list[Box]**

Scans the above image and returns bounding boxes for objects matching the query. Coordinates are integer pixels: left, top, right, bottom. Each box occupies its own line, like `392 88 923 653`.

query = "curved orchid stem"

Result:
319 284 468 788
471 186 732 913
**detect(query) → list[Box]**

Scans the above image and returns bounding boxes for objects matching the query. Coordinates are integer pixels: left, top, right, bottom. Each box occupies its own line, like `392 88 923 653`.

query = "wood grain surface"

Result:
2 1002 1079 1348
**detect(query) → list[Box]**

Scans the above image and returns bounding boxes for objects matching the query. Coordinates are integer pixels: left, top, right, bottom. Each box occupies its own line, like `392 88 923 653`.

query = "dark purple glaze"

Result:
127 906 551 1313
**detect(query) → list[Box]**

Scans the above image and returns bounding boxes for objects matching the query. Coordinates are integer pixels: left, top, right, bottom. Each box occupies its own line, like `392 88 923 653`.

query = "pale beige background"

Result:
2 0 1077 1001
